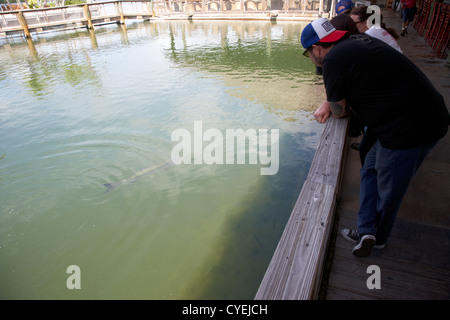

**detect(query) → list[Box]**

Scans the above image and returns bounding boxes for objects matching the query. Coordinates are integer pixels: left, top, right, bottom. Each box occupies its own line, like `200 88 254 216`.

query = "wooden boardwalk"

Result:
322 137 450 299
0 1 155 38
0 0 323 39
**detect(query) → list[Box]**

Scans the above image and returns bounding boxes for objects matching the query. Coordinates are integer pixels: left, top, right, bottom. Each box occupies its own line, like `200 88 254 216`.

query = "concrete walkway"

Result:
323 9 450 299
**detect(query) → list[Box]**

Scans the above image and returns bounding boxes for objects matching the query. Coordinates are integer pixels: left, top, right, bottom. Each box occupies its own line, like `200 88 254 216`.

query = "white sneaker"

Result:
352 234 376 258
342 228 385 249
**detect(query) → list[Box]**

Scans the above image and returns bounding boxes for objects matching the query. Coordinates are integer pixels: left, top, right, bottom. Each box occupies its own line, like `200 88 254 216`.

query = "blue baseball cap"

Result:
336 0 355 14
301 18 348 49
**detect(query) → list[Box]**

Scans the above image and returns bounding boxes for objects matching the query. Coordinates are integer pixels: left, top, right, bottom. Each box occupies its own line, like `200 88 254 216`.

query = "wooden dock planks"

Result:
327 210 450 299
324 132 450 300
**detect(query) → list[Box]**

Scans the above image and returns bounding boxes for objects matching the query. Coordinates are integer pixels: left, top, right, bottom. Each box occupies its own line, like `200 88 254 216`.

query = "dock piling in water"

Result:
83 4 94 30
16 11 31 38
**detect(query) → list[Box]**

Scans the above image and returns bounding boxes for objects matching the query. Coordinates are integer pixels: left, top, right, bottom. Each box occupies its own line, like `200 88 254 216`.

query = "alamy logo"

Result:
171 121 279 175
66 265 81 290
366 5 381 28
366 265 381 290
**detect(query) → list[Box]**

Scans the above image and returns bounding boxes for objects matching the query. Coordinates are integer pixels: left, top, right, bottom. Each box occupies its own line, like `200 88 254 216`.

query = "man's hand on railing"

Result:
313 101 331 124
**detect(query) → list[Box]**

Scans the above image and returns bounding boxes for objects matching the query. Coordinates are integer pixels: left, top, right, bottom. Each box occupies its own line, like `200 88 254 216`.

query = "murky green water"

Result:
0 19 325 299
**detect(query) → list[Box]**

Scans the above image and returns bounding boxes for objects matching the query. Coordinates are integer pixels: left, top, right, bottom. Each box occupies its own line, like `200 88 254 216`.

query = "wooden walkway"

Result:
322 137 450 299
0 0 324 39
0 1 155 38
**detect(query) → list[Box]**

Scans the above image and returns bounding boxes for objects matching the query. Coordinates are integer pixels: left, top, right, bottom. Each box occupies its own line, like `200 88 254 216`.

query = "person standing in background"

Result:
330 13 360 36
351 6 403 53
400 0 418 36
335 0 355 15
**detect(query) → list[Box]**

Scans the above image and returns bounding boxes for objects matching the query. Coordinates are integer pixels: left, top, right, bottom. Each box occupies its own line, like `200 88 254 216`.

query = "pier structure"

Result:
0 0 336 39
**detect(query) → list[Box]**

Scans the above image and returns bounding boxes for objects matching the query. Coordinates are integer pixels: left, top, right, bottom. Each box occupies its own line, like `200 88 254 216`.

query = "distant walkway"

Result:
0 0 326 39
323 9 450 299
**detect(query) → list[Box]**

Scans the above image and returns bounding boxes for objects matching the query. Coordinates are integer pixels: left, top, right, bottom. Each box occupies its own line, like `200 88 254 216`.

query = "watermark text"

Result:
171 121 279 175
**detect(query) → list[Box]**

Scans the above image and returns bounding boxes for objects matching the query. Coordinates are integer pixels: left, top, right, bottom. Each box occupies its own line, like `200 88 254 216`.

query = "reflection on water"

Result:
0 19 324 299
163 20 326 116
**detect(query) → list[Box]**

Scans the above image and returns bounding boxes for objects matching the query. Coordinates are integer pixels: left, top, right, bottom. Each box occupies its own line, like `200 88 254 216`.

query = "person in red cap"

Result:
301 18 349 63
301 18 449 257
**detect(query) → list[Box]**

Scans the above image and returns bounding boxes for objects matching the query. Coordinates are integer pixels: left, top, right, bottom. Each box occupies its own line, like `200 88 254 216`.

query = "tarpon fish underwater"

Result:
104 160 172 192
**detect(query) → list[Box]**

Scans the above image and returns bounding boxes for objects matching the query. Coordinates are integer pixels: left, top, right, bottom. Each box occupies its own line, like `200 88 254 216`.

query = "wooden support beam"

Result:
261 0 266 11
84 4 94 29
16 11 31 38
116 1 125 24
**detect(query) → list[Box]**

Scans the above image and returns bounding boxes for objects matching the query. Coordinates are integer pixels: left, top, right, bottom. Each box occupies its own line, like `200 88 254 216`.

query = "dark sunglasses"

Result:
303 47 312 58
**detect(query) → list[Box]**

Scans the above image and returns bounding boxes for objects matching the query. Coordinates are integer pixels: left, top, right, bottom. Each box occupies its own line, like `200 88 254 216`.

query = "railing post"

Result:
84 4 94 29
17 11 31 38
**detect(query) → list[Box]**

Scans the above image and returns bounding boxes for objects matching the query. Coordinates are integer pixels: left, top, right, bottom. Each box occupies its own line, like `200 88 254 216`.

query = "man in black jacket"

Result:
301 18 449 257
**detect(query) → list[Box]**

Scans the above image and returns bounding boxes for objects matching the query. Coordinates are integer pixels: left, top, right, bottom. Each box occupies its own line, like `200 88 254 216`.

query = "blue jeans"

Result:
402 7 417 23
357 140 438 244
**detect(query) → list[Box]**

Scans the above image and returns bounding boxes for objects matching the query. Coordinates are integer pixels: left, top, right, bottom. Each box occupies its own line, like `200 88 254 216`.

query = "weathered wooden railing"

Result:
0 1 154 37
0 0 331 38
151 0 326 13
255 116 349 300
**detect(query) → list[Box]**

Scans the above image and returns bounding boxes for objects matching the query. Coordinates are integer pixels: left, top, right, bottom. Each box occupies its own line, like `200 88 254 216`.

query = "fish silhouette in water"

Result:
104 161 172 192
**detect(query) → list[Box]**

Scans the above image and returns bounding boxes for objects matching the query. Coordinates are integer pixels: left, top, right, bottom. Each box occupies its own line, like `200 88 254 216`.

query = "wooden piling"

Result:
84 4 94 30
16 11 31 38
116 1 125 24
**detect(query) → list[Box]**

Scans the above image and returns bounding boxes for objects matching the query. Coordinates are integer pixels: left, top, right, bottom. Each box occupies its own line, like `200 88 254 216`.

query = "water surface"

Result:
0 20 325 299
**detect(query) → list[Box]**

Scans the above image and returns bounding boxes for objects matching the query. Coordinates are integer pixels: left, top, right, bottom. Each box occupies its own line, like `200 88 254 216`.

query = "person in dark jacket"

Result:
301 18 449 257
